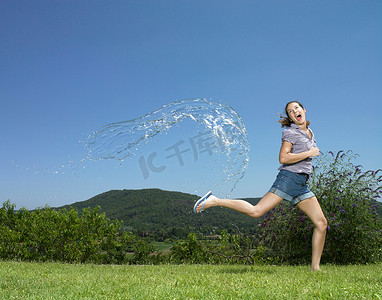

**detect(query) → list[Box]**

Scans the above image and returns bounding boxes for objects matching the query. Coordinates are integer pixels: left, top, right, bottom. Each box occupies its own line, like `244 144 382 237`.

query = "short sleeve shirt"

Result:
278 123 317 174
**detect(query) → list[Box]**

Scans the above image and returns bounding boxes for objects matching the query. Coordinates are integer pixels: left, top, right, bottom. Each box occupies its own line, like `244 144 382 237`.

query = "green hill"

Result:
56 189 262 236
56 188 382 238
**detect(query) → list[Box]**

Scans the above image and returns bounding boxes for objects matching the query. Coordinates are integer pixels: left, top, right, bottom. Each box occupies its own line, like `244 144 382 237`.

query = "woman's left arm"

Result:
279 141 319 165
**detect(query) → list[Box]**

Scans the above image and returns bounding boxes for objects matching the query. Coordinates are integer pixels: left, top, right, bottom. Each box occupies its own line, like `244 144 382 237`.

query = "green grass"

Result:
0 262 381 299
152 242 173 253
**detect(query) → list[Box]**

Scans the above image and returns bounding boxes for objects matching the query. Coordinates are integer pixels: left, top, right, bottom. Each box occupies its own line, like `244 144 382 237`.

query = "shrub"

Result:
0 203 147 264
202 230 270 265
169 233 210 264
258 150 382 265
169 231 270 265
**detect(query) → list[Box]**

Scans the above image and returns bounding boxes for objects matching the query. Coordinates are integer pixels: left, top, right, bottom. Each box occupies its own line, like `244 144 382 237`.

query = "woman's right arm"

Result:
279 141 319 165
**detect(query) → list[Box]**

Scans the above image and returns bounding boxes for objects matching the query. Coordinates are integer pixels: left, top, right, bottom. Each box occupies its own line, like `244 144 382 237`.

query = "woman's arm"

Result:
279 141 320 165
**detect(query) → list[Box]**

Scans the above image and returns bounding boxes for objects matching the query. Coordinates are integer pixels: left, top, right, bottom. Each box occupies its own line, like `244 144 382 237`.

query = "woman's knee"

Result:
248 207 265 218
316 217 328 232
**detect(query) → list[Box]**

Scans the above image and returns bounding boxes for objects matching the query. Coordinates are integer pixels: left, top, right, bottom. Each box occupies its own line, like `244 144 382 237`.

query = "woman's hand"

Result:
308 147 320 157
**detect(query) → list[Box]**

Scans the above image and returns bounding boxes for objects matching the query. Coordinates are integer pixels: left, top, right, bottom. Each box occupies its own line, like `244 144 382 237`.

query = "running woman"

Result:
194 101 327 271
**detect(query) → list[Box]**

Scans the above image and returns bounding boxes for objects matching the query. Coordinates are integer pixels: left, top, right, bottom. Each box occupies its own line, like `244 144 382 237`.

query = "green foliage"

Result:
0 202 150 264
169 233 211 264
203 230 270 265
130 239 157 264
258 150 382 265
169 231 270 265
57 189 262 239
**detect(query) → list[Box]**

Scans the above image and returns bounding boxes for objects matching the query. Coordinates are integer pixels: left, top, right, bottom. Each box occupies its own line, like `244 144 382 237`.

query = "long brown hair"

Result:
278 101 310 127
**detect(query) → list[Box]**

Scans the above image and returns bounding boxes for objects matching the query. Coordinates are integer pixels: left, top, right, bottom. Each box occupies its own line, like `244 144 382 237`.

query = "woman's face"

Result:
286 102 306 125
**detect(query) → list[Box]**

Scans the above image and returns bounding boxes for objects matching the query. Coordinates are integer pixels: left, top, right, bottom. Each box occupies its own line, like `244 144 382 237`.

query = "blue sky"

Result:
1 0 381 209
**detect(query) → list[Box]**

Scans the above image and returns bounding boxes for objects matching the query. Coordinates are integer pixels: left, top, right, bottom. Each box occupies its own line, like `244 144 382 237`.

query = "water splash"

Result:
85 98 249 192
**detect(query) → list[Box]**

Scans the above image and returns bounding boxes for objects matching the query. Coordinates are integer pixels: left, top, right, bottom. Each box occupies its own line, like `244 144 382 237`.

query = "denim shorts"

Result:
268 170 315 205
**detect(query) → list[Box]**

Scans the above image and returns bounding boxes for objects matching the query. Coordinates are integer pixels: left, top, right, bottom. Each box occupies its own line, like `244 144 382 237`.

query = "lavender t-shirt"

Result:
278 123 317 174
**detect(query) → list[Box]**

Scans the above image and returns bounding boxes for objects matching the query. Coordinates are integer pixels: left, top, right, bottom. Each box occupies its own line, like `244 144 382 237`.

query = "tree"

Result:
0 203 144 264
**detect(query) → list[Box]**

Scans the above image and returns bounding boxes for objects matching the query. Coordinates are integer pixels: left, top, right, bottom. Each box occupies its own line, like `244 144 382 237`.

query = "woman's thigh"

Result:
297 196 327 227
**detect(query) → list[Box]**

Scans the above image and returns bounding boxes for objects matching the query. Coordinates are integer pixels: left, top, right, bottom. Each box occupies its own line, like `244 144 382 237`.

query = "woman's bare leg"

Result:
195 192 283 218
297 196 327 271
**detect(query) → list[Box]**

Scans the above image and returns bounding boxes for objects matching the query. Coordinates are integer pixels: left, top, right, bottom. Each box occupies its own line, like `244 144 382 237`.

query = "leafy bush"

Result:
202 230 270 265
258 150 382 265
169 233 211 264
169 231 270 265
0 202 149 264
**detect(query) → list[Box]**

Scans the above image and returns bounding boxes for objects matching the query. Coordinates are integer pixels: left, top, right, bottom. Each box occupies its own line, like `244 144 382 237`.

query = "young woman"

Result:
194 101 327 271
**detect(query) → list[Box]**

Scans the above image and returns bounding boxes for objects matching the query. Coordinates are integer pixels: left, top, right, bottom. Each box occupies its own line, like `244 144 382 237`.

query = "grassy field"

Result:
0 262 381 299
152 242 173 253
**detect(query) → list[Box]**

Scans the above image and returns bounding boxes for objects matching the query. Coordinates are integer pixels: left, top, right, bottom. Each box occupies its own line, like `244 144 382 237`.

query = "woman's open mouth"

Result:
296 114 302 122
